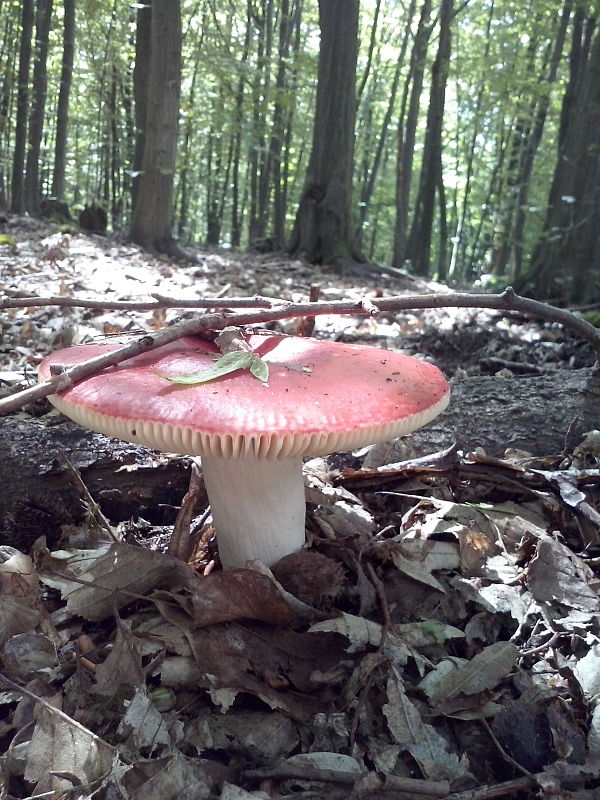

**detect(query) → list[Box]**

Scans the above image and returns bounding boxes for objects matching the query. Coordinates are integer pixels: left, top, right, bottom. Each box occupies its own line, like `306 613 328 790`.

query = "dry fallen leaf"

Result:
93 618 145 696
383 666 465 780
23 698 114 793
36 542 197 620
419 641 519 705
527 535 600 612
188 569 294 627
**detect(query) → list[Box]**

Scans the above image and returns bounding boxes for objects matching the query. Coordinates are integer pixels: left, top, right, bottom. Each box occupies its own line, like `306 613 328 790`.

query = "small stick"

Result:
60 455 120 543
168 461 203 560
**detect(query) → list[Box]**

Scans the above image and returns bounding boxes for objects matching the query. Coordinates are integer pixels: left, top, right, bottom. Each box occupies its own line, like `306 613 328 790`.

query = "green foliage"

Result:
0 0 581 289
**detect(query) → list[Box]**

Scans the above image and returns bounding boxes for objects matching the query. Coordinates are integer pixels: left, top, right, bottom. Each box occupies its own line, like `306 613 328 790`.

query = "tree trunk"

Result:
288 0 362 269
510 2 571 283
392 0 432 268
406 0 453 277
129 0 182 254
23 0 52 216
356 5 411 240
130 0 152 218
230 15 252 248
448 0 494 282
272 2 303 248
10 0 34 214
526 14 600 303
51 0 75 200
266 0 294 248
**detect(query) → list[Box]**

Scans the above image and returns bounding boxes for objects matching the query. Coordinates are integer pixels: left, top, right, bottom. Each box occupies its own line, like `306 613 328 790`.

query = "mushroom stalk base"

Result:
201 455 306 570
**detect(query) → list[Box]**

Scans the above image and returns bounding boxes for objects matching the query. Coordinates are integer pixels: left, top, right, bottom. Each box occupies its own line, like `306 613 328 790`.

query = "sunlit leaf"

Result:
160 351 254 385
250 354 269 382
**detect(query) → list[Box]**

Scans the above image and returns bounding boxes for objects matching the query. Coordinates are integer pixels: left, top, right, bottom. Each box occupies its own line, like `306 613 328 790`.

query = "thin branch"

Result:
0 292 279 310
1 287 598 416
243 763 450 796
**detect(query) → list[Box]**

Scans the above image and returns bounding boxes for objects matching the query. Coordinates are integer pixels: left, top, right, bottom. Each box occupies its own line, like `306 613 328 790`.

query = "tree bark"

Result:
10 0 34 215
130 0 182 254
288 0 363 269
51 0 75 200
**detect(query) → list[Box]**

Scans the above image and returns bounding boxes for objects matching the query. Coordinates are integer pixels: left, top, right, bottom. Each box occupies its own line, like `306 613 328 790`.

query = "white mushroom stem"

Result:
200 455 306 570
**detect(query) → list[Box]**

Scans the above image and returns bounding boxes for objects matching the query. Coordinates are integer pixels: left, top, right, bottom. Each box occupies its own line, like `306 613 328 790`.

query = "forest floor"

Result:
0 219 599 800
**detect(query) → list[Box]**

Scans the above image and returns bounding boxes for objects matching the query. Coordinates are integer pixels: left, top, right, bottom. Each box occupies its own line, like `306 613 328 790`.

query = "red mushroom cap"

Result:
38 334 450 459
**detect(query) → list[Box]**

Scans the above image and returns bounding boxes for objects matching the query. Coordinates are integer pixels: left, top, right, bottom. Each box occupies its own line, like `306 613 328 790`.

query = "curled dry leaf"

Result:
271 551 346 606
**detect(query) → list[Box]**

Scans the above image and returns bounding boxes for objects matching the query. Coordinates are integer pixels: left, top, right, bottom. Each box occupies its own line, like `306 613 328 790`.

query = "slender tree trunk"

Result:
406 0 453 277
449 0 495 282
355 0 380 104
510 1 572 282
273 1 303 248
24 0 52 215
10 0 34 214
230 14 252 248
266 0 293 248
356 0 414 239
131 0 151 215
178 55 200 241
129 0 182 254
288 0 362 269
392 0 432 268
51 0 74 200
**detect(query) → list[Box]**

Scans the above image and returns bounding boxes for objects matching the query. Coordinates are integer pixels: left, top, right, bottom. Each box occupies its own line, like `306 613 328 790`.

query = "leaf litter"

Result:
1 221 600 798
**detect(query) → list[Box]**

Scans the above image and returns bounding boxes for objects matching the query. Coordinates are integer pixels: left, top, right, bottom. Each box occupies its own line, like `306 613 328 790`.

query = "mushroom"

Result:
38 334 450 569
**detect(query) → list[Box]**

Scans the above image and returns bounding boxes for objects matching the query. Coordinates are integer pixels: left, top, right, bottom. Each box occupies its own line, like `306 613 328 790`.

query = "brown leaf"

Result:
94 619 145 696
188 569 294 628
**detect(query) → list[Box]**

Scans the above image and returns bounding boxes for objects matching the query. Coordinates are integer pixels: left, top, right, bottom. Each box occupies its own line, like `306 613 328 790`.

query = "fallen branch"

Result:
1 287 598 416
0 292 279 310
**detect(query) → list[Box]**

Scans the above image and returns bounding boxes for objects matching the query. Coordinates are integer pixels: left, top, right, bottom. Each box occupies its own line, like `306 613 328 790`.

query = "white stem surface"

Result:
201 455 306 569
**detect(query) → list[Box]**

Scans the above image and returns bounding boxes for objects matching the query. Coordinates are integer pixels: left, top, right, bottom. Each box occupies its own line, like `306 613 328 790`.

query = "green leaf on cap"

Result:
249 354 269 382
160 351 269 385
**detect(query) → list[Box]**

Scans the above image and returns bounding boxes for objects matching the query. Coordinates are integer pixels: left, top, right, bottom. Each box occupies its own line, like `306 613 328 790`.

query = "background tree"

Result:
9 0 34 214
288 0 363 268
525 9 600 303
130 0 182 254
51 0 74 201
23 0 52 215
405 0 453 278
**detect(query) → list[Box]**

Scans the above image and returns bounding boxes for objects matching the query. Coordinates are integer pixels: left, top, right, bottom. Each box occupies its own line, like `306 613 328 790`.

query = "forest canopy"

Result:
0 0 599 302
